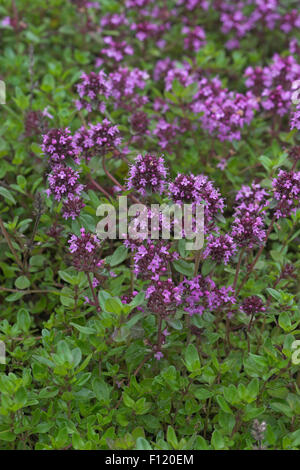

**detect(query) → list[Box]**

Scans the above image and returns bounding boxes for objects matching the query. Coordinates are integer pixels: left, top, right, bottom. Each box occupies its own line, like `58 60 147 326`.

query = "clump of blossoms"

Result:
235 182 269 212
272 169 300 218
42 128 78 165
240 295 265 316
280 263 297 280
25 110 47 137
169 173 224 228
73 126 94 162
107 66 149 111
46 164 84 202
153 58 175 82
132 240 179 281
68 228 103 272
164 63 195 92
279 10 300 33
182 25 206 52
203 233 237 265
131 111 149 135
177 0 209 11
220 10 253 42
153 119 180 152
145 279 181 317
244 66 265 95
232 210 266 248
125 0 154 7
96 36 134 66
251 0 280 31
85 120 122 156
126 154 167 197
178 275 236 316
191 76 259 141
99 13 128 31
62 196 85 220
291 108 300 130
73 120 121 160
289 38 300 56
231 182 269 248
245 54 300 118
130 21 166 42
75 71 111 113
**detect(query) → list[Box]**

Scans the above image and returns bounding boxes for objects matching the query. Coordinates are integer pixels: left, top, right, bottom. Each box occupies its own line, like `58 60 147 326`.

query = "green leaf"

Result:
15 275 30 290
0 430 16 442
194 388 213 400
167 425 178 449
41 73 55 92
109 245 128 267
70 322 96 335
0 186 16 205
136 437 152 450
211 430 225 450
173 259 194 277
105 297 123 315
184 344 201 373
279 312 292 332
92 378 111 404
17 308 31 332
216 395 233 414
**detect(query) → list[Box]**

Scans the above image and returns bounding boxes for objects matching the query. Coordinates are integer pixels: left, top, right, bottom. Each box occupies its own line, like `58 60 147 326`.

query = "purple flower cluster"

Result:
96 36 134 65
153 119 180 152
153 58 175 82
182 25 206 51
107 66 149 111
289 38 300 56
290 81 300 131
62 197 85 221
100 13 128 30
164 64 195 92
169 173 224 226
272 169 300 218
220 11 253 39
73 119 121 160
46 164 84 202
131 111 149 135
42 127 87 220
203 233 237 265
232 182 268 248
126 153 167 196
42 128 78 164
130 21 166 42
25 110 47 137
125 0 154 7
240 295 265 316
177 274 236 316
191 75 259 141
132 240 178 281
177 0 209 11
290 106 300 131
235 182 269 212
75 71 111 113
146 278 181 317
215 0 300 49
245 54 300 118
68 227 103 272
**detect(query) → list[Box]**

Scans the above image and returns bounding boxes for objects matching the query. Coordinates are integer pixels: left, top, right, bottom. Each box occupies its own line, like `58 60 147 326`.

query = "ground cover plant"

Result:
0 0 300 451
